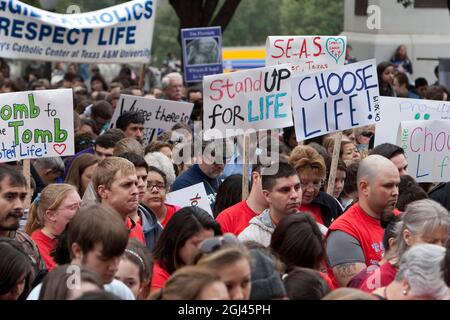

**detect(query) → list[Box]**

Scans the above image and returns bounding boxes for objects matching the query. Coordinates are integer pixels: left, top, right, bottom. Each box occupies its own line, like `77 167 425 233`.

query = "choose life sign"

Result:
0 0 156 63
0 89 74 162
109 95 193 145
397 120 450 182
291 59 379 141
266 36 347 74
203 64 293 140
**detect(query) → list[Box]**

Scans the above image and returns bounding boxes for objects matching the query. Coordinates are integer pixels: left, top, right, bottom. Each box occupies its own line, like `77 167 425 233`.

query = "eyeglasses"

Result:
198 233 241 254
147 182 166 190
300 181 323 190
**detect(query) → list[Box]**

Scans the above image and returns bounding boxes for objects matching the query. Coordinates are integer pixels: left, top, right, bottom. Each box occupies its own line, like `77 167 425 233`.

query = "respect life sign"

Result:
109 95 193 145
203 64 293 140
0 89 74 162
0 0 156 63
397 120 450 182
266 36 347 74
291 59 379 141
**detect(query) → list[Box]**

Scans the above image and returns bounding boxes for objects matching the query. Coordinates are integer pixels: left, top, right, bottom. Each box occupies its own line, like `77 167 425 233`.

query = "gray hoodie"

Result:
238 209 275 247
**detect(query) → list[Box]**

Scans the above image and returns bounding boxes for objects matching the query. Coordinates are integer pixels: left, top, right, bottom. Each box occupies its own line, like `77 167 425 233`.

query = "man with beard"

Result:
91 157 145 244
326 155 400 288
0 166 46 280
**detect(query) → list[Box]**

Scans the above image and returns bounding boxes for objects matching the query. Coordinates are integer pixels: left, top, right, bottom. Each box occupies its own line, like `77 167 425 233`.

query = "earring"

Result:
402 289 408 296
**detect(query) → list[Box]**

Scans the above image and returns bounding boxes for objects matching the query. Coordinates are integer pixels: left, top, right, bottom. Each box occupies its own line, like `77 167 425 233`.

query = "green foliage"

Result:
152 3 180 66
280 0 344 37
223 0 282 46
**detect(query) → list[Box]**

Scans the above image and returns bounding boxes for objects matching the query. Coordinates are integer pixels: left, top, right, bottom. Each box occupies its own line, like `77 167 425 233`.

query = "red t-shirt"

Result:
126 217 145 244
216 200 259 236
31 229 57 271
299 203 324 225
326 203 385 288
161 204 179 228
358 262 397 292
151 260 170 290
320 272 336 290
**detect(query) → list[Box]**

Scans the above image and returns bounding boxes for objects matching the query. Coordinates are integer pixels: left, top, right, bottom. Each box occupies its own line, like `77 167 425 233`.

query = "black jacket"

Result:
311 191 344 227
429 182 450 212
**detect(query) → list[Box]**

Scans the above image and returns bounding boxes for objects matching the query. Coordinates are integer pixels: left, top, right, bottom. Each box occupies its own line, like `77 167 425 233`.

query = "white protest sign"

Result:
0 89 74 162
375 97 450 146
397 120 450 182
291 59 379 141
203 64 293 140
109 95 194 145
166 182 213 217
266 36 347 75
0 0 156 63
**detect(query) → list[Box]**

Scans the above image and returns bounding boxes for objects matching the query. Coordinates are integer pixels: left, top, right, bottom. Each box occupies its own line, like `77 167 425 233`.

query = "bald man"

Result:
326 155 400 288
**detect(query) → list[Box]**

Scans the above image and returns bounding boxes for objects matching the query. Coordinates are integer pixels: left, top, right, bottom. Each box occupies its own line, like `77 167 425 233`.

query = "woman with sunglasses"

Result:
289 145 343 228
142 166 180 228
150 206 222 295
25 184 81 271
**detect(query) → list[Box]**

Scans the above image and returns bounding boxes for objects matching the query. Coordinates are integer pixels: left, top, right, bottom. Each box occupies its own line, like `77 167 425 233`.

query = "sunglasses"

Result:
360 131 374 138
198 233 241 254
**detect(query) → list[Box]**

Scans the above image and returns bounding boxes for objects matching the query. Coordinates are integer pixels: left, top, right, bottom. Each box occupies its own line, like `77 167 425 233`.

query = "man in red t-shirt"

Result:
92 157 145 244
326 155 400 288
216 165 269 235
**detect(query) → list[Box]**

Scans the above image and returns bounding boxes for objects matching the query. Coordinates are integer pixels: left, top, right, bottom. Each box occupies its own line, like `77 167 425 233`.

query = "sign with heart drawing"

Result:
266 35 347 75
0 89 74 162
326 37 346 63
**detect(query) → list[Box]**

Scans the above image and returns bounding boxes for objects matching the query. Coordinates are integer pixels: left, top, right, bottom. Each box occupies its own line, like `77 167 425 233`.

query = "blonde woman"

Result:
25 184 81 271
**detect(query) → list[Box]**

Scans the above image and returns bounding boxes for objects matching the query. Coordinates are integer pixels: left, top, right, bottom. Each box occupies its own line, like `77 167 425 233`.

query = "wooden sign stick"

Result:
326 132 343 197
139 64 146 90
242 134 250 200
23 159 31 207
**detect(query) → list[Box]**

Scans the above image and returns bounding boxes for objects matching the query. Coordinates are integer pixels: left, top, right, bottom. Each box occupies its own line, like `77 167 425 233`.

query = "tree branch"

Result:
210 0 242 32
203 0 219 26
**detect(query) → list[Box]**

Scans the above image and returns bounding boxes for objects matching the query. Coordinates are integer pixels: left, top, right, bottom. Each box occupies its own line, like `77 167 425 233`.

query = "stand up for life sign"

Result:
266 36 347 74
203 64 293 140
0 0 156 63
397 120 450 182
181 26 223 83
291 59 379 141
0 89 74 162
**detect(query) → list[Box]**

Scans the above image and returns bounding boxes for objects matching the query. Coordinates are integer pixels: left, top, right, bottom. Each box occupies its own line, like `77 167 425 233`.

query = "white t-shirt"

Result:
27 279 135 300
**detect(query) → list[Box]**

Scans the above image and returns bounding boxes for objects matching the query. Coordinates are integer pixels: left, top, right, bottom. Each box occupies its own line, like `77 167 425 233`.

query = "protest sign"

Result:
291 59 379 142
166 182 213 217
0 0 156 63
181 26 223 83
266 36 347 75
109 95 194 145
397 120 450 182
0 89 74 162
375 97 450 146
203 64 293 140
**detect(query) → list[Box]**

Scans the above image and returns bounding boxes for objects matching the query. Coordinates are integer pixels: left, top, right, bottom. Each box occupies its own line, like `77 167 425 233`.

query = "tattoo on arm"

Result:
333 262 364 287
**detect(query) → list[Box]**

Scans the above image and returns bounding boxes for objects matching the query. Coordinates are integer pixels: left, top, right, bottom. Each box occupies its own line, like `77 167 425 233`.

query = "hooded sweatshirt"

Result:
238 209 275 247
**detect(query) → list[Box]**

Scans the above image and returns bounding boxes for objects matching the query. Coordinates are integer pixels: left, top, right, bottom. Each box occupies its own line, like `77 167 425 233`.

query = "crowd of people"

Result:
1 42 450 302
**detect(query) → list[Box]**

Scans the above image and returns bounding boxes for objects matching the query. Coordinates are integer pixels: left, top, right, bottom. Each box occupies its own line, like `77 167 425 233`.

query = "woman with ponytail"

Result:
25 184 81 271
